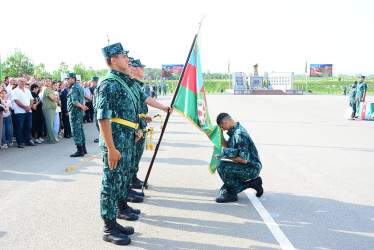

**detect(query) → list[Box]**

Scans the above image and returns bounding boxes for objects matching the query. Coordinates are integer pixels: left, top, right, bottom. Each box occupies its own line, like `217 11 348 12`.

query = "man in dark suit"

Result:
60 80 72 138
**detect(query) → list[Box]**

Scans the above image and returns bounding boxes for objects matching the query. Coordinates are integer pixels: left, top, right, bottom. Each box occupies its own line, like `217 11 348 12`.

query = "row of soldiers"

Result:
348 75 368 120
94 43 171 245
64 42 171 245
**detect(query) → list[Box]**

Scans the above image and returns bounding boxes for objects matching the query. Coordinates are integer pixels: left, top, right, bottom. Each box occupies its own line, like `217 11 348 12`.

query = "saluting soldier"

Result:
214 113 263 203
66 73 89 157
355 75 367 117
95 42 138 245
348 81 357 120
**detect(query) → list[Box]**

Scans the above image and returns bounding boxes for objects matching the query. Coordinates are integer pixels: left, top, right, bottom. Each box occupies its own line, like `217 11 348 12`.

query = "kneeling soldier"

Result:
215 113 263 203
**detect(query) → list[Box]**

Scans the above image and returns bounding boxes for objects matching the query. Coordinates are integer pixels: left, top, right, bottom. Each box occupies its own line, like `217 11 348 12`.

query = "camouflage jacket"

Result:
131 78 149 129
356 81 367 99
95 69 140 150
67 82 85 115
222 122 262 169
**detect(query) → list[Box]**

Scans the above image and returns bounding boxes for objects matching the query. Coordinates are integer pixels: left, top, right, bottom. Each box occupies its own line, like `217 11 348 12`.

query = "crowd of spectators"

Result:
0 74 97 149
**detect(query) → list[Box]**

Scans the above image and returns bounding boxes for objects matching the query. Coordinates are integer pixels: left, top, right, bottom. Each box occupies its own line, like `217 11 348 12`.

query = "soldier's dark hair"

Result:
106 53 120 66
216 112 232 125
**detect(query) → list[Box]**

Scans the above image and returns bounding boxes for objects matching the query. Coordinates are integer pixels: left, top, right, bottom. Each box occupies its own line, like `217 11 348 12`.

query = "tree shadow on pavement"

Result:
139 186 374 249
141 157 209 166
132 236 277 250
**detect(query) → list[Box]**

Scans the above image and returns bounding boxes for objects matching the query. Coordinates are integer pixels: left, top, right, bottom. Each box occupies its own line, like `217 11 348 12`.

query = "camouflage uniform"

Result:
96 69 140 221
67 82 86 146
217 122 262 195
131 78 149 179
349 85 357 114
143 84 151 96
356 80 367 113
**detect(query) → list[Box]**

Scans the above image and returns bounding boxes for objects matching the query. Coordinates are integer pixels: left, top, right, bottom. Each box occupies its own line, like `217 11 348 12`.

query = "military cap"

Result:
352 81 357 84
358 75 365 79
101 42 129 58
132 59 146 68
128 57 135 63
91 76 99 81
66 73 76 79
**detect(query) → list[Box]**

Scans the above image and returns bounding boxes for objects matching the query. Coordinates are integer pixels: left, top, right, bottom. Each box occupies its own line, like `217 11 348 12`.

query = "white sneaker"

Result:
39 138 45 142
35 139 42 144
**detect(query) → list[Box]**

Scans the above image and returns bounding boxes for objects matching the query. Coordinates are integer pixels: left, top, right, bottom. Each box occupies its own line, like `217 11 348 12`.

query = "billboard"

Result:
249 77 263 89
310 64 333 77
162 64 183 79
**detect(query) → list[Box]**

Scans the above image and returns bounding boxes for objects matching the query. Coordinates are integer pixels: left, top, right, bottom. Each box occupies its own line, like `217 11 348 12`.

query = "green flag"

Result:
173 41 223 174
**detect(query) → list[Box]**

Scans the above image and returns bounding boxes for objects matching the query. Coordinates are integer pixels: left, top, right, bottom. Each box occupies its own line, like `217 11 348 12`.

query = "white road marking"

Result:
245 190 295 250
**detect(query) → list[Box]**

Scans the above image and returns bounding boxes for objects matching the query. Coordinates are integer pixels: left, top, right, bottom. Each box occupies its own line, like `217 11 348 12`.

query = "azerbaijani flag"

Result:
173 41 223 174
357 102 374 120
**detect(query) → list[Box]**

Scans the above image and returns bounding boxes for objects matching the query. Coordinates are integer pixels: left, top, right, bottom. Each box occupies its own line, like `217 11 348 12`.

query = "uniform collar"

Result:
227 122 240 137
133 78 144 86
109 69 131 82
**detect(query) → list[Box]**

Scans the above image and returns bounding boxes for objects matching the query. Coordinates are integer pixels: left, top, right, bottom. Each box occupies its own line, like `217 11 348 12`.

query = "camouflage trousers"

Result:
69 112 86 146
131 136 146 177
349 99 356 114
94 110 100 132
100 148 133 221
217 161 261 195
121 137 146 198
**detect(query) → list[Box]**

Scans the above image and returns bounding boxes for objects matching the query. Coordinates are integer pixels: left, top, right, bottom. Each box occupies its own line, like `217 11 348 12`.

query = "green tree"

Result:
73 63 86 81
85 66 96 81
34 63 46 77
2 49 34 77
52 62 69 80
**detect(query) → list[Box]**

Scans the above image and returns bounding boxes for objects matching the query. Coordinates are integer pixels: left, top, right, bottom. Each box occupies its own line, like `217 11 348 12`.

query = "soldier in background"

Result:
355 75 367 116
348 81 357 120
90 76 100 143
66 73 88 157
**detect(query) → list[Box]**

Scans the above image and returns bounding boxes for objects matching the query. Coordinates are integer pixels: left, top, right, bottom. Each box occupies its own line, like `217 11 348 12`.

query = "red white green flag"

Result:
356 102 374 120
305 61 307 73
173 41 223 174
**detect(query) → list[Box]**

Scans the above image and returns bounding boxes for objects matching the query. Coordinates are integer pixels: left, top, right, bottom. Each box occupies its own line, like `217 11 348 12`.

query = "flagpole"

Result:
142 34 198 191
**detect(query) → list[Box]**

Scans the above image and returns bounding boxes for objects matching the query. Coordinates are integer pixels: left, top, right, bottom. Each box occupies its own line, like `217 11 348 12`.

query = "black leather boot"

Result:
70 146 84 157
243 177 264 197
114 220 134 235
129 188 144 197
131 174 148 189
215 186 238 203
83 144 87 154
127 190 143 203
102 219 131 245
117 200 139 221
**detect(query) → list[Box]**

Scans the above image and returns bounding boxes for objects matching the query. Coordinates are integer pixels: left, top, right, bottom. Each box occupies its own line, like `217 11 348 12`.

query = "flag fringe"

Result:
174 107 217 175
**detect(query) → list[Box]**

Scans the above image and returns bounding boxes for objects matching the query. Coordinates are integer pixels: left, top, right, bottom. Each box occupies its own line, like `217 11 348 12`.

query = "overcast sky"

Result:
1 0 373 76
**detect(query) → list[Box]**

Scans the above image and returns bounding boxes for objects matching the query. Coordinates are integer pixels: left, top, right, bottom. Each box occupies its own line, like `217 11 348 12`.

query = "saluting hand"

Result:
108 148 121 170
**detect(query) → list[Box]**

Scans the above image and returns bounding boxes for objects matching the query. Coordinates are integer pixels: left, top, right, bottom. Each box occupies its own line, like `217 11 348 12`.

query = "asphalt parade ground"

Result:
1 94 373 249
